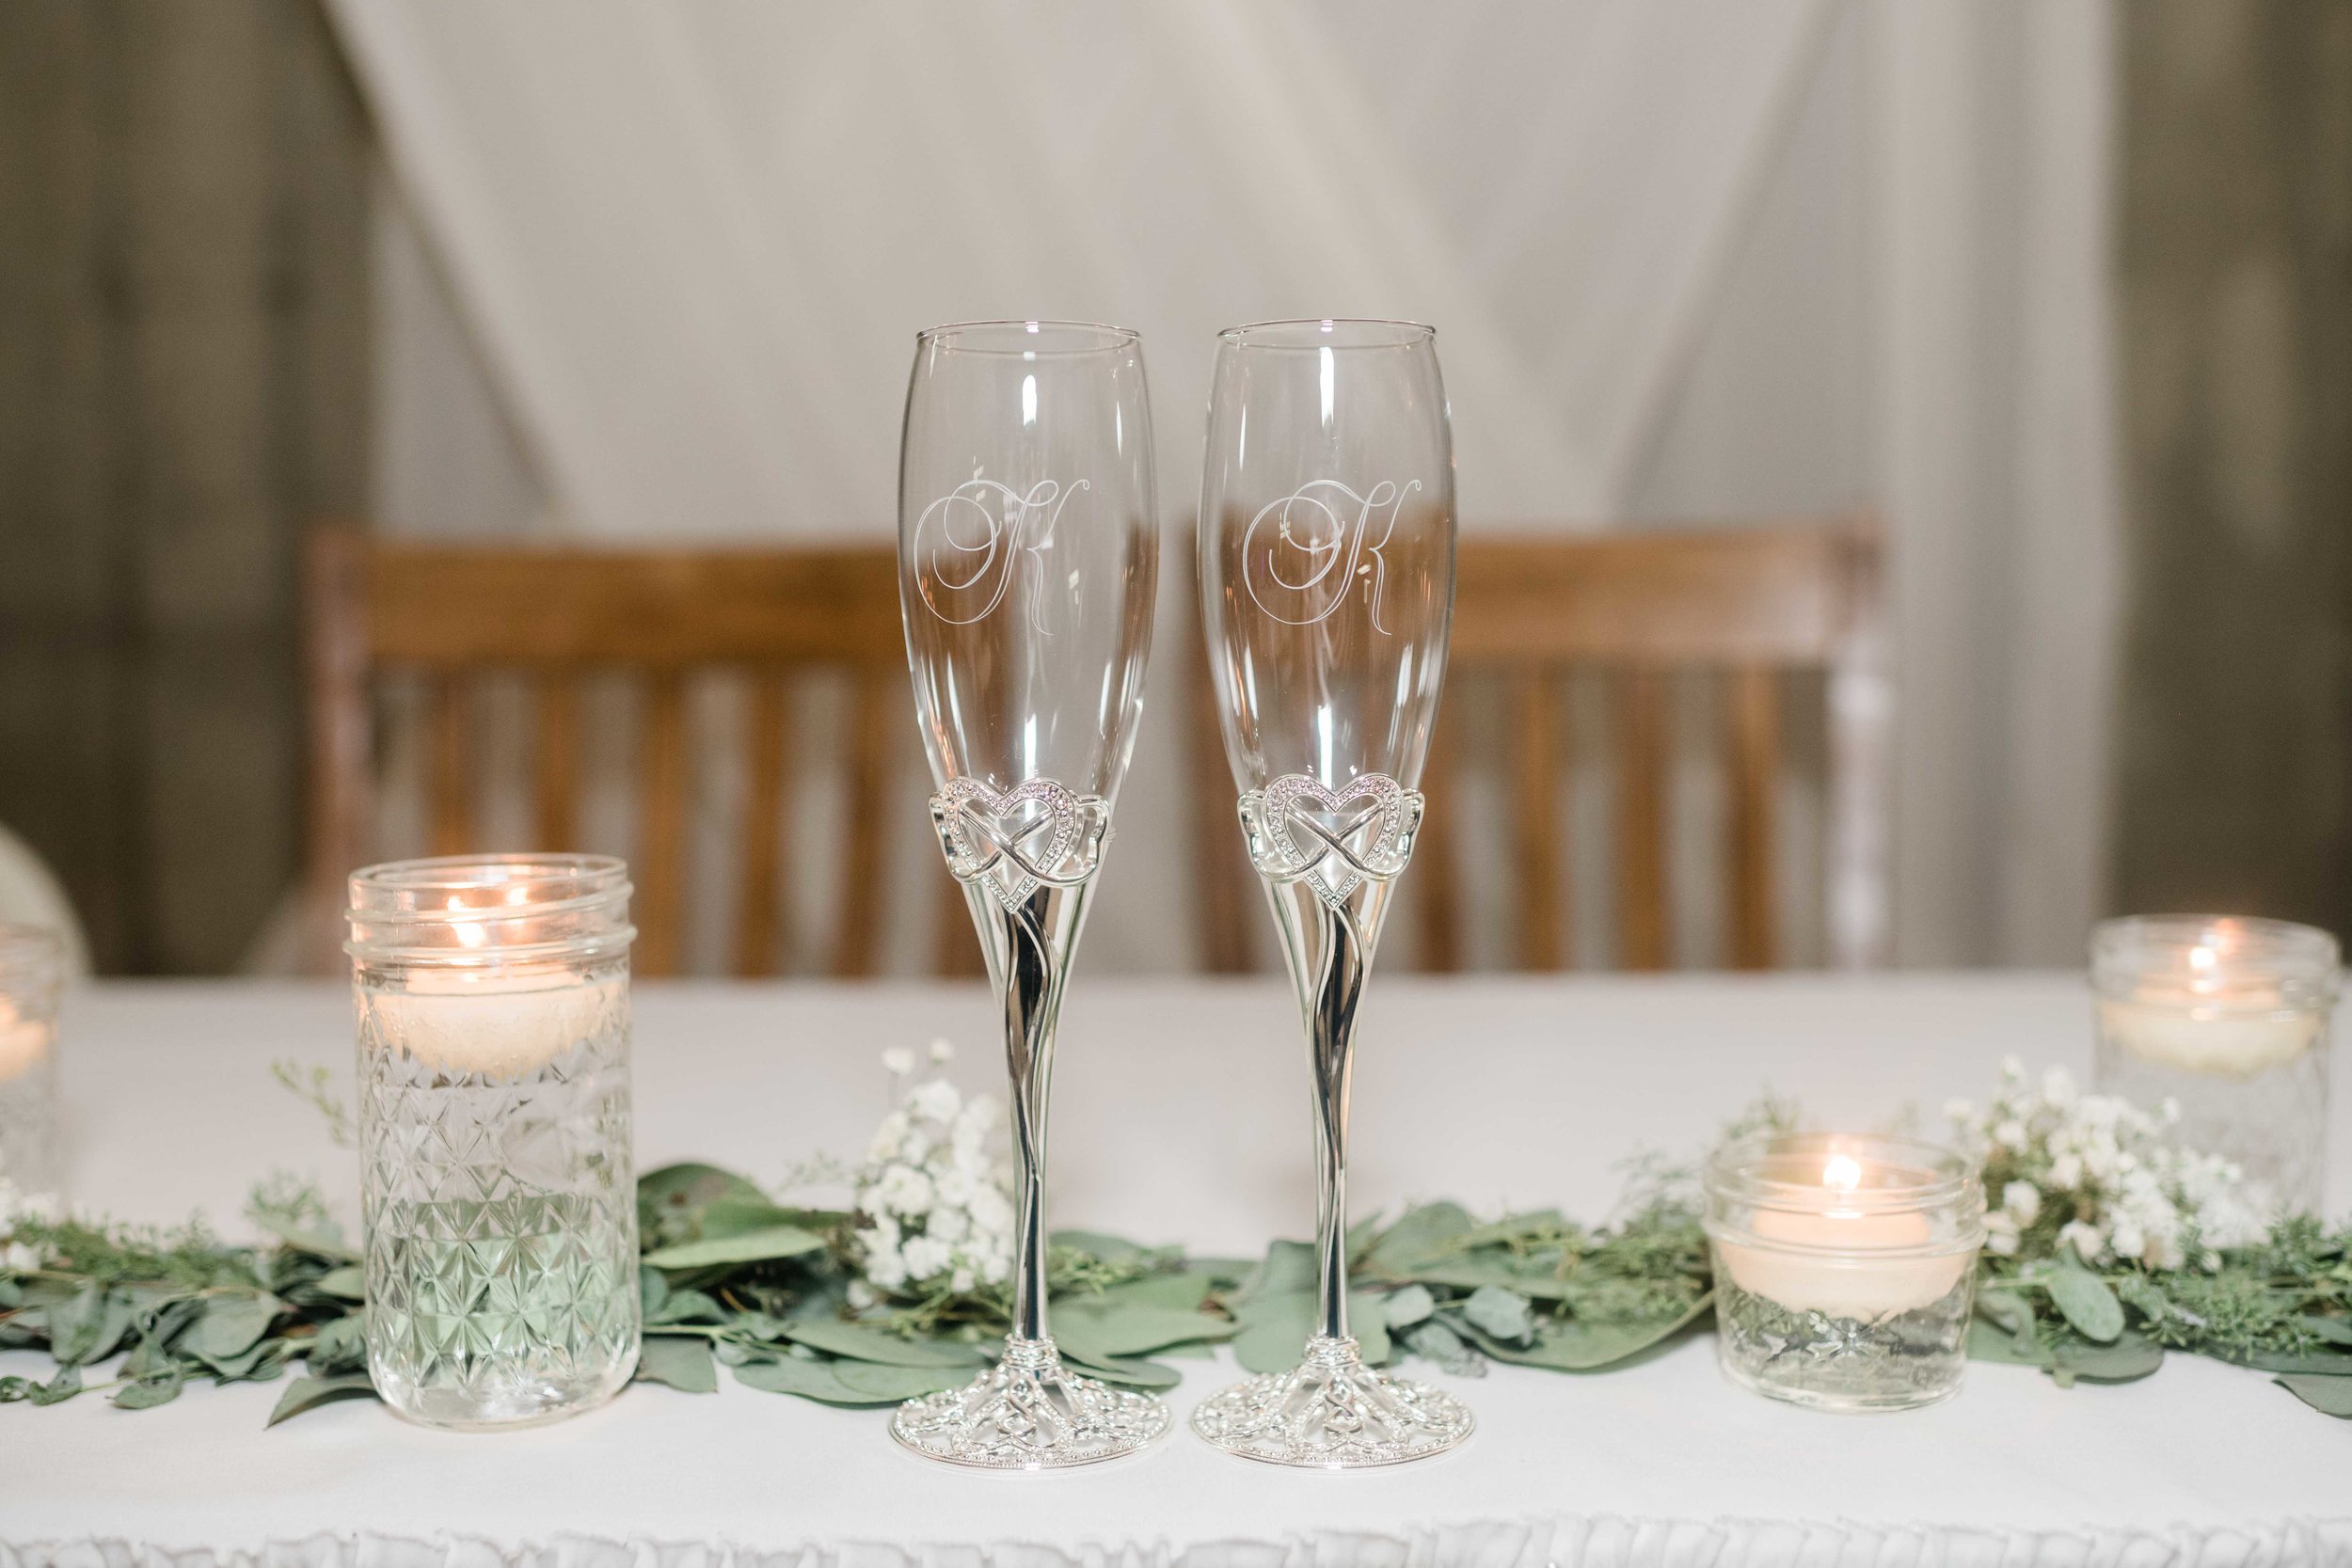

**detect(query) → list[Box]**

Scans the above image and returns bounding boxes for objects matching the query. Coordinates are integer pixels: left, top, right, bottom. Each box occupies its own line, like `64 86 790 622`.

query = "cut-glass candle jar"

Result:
346 855 639 1430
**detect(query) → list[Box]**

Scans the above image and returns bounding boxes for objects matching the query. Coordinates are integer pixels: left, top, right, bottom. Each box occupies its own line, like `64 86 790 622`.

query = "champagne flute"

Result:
1190 319 1470 1467
890 320 1166 1468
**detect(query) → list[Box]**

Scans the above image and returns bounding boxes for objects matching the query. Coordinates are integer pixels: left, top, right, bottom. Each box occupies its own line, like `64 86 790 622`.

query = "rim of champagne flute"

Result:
1216 318 1436 350
914 319 1141 356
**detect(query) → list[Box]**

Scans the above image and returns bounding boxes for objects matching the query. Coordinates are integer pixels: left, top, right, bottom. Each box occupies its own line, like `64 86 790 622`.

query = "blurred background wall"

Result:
0 0 2344 976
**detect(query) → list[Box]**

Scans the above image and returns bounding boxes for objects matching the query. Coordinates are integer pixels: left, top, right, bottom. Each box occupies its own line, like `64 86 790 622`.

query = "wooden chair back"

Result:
302 531 920 977
1191 515 1889 973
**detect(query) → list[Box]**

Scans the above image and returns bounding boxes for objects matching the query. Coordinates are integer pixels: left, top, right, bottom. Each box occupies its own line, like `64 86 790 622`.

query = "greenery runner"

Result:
1 1050 2345 1424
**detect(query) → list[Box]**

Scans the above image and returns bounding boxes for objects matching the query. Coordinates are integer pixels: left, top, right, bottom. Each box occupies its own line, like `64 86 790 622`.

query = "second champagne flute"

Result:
1190 319 1470 1467
890 320 1166 1468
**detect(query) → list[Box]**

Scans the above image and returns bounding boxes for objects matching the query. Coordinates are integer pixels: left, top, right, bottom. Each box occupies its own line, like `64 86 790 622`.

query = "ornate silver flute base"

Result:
890 1335 1171 1469
1190 1334 1474 1468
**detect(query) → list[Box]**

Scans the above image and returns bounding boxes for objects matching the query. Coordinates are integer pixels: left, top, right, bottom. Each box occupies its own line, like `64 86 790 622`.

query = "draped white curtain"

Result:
328 0 2120 969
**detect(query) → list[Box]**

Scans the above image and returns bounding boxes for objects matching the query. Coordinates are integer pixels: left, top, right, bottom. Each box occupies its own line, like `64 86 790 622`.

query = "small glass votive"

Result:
2092 915 2337 1212
347 855 640 1430
0 924 64 1207
1705 1132 1984 1413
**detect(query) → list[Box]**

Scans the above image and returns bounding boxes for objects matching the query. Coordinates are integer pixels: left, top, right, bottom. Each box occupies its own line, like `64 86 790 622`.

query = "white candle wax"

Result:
364 967 618 1082
1716 1153 1971 1320
0 995 53 1085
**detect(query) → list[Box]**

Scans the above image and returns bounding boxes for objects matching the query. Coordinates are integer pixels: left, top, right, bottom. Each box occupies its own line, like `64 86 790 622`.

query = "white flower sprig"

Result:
1947 1058 2269 1271
0 1177 56 1273
848 1039 1016 1306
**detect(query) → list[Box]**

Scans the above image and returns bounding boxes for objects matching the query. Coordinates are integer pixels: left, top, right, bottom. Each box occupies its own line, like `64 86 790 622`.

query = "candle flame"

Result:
448 894 488 949
1821 1153 1864 1193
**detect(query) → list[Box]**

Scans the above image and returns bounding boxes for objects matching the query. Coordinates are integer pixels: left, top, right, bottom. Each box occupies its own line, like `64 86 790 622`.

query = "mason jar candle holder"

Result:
2092 915 2338 1213
0 924 64 1208
1705 1132 1984 1413
346 855 640 1430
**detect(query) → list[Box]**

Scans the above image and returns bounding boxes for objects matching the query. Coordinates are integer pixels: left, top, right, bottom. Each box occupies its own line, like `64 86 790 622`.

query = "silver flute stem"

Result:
995 892 1063 1344
1307 898 1368 1343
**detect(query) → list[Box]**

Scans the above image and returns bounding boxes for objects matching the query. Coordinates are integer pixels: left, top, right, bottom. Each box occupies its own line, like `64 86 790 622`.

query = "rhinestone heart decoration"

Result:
1240 772 1422 906
931 777 1106 906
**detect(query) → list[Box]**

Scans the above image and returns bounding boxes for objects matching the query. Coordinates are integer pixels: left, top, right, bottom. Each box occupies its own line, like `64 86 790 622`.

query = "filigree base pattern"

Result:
889 1336 1170 1469
1189 1334 1473 1468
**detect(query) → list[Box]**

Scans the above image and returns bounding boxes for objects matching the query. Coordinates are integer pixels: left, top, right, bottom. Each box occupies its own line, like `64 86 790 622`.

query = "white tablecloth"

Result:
6 975 2349 1563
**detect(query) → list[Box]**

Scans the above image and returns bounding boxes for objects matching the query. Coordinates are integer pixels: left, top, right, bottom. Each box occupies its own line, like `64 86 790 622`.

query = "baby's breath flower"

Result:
882 1047 915 1077
928 1037 955 1065
2002 1180 2042 1225
850 1041 1016 1300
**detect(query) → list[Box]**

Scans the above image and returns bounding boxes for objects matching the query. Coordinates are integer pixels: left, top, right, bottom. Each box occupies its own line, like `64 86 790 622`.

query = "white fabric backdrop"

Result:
327 0 2120 970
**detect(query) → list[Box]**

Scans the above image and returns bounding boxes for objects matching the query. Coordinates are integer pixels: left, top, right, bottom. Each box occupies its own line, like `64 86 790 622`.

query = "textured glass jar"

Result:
1705 1132 1983 1413
0 925 64 1207
2092 915 2337 1212
347 855 639 1430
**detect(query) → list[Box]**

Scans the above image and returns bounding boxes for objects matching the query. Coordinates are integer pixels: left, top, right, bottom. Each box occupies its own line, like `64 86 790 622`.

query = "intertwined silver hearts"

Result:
930 777 1109 906
1238 772 1423 906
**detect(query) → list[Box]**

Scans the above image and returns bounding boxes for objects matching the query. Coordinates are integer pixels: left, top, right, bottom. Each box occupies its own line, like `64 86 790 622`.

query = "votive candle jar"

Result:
1705 1132 1984 1413
2092 915 2337 1212
0 925 64 1207
347 855 639 1430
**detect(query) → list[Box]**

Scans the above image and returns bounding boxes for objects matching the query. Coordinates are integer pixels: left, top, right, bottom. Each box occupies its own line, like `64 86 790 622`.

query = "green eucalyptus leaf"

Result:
1383 1284 1436 1329
51 1287 135 1368
27 1365 82 1405
637 1162 769 1226
700 1196 838 1241
643 1225 827 1271
2231 1348 2352 1376
199 1338 287 1384
1061 1354 1182 1390
312 1267 365 1303
1401 1318 1484 1376
266 1372 377 1427
647 1288 725 1326
2055 1331 2163 1384
1073 1269 1217 1312
734 1355 964 1405
635 1335 719 1394
0 1375 31 1402
1230 1241 1319 1305
2275 1371 2352 1418
1365 1202 1474 1273
305 1315 367 1376
1966 1318 2054 1368
2046 1259 2124 1343
1232 1290 1390 1373
1050 1229 1153 1261
2303 1315 2352 1348
189 1295 282 1361
781 1318 988 1368
1468 1294 1711 1371
114 1367 185 1410
638 1265 670 1317
1051 1302 1236 1365
1461 1286 1534 1344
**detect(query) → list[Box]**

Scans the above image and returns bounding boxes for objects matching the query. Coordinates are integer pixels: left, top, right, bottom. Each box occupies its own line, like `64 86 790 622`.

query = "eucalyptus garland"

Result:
1 1054 2346 1425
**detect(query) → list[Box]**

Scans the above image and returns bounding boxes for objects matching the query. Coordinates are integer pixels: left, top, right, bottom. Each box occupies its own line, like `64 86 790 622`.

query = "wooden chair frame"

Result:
1192 515 1889 973
302 530 911 977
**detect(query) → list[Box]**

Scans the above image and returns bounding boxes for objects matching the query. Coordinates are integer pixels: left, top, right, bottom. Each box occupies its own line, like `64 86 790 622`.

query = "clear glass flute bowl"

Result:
346 855 640 1430
0 924 65 1208
1705 1132 1984 1413
2091 914 2338 1212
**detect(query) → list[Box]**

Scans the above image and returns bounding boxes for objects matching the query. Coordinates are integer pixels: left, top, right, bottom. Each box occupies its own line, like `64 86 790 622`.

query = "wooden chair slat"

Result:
1614 667 1670 971
534 675 578 852
832 663 895 978
1192 617 1256 974
635 674 688 978
934 873 984 977
427 676 471 859
1508 671 1564 969
734 672 790 978
1725 666 1779 970
1412 715 1463 973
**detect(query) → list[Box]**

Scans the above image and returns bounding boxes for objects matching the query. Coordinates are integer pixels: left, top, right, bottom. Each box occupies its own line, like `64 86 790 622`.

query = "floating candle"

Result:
0 995 52 1085
1713 1149 1973 1320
